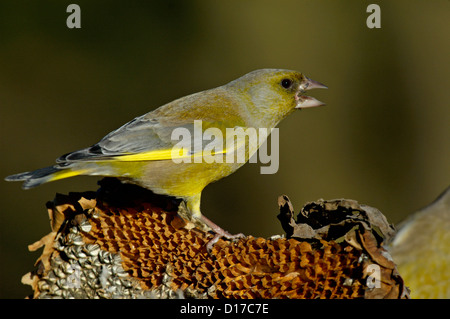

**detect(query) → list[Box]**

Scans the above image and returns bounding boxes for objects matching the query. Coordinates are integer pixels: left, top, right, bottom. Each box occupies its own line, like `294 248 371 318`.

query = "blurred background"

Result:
0 0 448 298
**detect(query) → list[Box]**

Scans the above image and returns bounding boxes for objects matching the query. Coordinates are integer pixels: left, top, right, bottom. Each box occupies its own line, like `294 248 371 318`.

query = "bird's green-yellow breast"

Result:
5 69 327 243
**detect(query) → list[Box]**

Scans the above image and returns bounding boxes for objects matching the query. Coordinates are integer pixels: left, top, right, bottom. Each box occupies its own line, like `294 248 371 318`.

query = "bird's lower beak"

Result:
295 77 328 109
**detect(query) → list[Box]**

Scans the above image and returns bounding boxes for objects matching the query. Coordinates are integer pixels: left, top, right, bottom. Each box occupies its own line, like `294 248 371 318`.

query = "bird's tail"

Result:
5 164 85 189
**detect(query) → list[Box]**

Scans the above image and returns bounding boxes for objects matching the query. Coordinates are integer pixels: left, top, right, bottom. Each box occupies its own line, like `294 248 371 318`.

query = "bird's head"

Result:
227 69 327 127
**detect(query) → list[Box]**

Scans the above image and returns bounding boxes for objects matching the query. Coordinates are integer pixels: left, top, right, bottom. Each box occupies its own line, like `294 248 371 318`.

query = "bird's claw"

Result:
206 231 245 252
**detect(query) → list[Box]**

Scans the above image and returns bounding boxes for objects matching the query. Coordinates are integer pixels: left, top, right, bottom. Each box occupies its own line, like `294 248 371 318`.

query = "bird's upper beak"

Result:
295 77 328 109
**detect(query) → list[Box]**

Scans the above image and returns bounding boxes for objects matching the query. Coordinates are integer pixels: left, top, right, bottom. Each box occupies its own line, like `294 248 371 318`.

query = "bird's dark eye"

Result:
281 78 292 89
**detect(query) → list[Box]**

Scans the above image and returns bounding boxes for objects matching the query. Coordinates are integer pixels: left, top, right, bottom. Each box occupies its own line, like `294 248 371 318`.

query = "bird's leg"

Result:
186 194 244 251
197 214 245 251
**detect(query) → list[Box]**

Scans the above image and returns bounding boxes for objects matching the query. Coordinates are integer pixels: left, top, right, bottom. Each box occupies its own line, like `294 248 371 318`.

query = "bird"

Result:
5 69 327 245
389 186 450 298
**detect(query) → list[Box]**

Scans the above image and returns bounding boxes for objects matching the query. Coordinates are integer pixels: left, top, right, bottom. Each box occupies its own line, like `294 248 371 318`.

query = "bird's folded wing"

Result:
56 114 241 163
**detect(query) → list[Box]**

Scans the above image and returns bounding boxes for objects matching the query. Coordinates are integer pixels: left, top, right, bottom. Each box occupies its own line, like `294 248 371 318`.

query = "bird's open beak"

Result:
295 77 328 109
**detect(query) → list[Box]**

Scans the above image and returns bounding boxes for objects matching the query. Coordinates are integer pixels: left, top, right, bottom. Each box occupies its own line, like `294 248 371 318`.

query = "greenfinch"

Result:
389 186 450 298
6 69 327 243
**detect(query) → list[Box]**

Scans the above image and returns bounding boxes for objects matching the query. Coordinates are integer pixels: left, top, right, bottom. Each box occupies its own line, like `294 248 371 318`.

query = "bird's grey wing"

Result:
56 114 194 163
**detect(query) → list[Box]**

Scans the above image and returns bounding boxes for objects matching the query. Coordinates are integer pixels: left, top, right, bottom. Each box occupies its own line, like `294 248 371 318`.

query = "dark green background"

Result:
1 1 449 298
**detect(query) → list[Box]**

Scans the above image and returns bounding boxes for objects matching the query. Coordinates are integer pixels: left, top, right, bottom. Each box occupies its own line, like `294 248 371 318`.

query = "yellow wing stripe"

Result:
112 148 189 162
111 147 230 162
